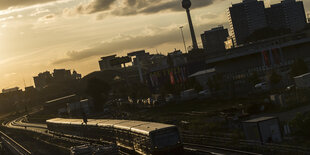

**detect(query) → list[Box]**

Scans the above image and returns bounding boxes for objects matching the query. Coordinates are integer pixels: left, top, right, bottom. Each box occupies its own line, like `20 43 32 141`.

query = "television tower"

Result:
182 0 198 50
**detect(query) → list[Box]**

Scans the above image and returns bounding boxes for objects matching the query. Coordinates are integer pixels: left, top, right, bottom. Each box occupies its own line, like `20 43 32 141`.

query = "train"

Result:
46 118 183 154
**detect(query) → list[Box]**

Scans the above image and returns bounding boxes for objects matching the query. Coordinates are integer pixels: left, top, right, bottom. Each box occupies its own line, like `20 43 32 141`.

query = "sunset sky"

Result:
0 0 309 90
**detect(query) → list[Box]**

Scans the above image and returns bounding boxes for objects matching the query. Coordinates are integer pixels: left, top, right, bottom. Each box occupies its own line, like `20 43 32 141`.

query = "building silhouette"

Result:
266 0 307 32
229 0 307 46
53 69 71 81
33 71 53 90
33 69 81 90
265 3 287 31
2 87 20 94
98 55 122 71
201 26 229 53
229 0 267 45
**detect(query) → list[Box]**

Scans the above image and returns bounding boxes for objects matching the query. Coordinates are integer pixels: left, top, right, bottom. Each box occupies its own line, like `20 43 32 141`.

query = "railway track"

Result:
3 116 106 151
3 117 129 154
184 143 262 155
8 116 309 155
182 133 310 154
3 117 263 155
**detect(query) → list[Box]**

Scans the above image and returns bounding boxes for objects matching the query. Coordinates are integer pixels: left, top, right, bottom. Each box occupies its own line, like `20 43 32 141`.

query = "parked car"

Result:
180 89 198 101
198 89 211 99
254 82 270 91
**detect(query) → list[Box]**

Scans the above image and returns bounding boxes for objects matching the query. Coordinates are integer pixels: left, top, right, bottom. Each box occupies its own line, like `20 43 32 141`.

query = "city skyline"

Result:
0 0 309 90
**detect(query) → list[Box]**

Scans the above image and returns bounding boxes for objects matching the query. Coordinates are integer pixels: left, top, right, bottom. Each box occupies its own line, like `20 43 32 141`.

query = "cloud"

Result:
137 0 215 14
64 0 219 18
63 0 116 16
52 22 225 64
0 16 14 22
0 0 57 10
53 26 179 64
30 8 50 17
38 13 56 22
4 72 17 78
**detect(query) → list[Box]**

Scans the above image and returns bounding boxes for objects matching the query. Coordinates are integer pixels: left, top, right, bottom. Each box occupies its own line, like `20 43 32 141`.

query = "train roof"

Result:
132 122 175 134
98 120 128 127
113 121 148 130
46 118 176 135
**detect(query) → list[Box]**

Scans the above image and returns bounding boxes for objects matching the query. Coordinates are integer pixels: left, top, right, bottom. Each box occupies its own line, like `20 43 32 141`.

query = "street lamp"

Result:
179 26 187 53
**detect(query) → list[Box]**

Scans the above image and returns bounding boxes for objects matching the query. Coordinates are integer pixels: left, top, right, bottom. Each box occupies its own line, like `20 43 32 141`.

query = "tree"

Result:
207 78 215 91
86 78 111 112
248 71 260 85
193 80 203 91
290 112 310 138
290 59 309 77
130 83 151 99
269 70 282 85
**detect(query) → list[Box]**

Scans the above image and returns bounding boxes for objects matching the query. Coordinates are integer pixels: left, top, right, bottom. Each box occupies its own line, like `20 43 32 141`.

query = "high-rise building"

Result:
266 0 307 32
201 26 229 53
264 0 270 7
281 0 307 31
265 3 287 31
281 0 306 31
225 36 235 50
229 0 267 45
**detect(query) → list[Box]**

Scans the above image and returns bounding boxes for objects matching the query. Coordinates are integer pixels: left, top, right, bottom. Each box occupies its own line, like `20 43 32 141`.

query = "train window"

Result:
152 128 180 149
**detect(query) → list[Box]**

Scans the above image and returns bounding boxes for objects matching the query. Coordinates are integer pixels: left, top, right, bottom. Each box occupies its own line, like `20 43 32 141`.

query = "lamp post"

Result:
179 26 187 53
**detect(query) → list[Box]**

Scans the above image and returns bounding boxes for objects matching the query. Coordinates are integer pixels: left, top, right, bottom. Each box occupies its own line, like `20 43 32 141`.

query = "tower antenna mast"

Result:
182 0 198 50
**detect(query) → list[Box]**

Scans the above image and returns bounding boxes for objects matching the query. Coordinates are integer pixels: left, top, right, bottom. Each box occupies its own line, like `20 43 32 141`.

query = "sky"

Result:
0 0 309 90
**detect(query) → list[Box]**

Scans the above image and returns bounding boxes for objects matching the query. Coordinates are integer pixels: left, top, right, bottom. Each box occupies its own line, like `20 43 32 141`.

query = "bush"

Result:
290 112 310 138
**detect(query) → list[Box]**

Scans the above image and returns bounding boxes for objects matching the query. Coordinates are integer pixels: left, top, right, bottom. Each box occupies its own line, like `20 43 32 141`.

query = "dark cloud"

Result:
63 0 116 15
53 30 179 64
0 0 58 10
138 0 215 14
64 0 218 17
52 22 224 64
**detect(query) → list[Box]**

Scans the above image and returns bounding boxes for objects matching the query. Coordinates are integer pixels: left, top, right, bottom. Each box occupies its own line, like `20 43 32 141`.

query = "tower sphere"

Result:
182 0 191 9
